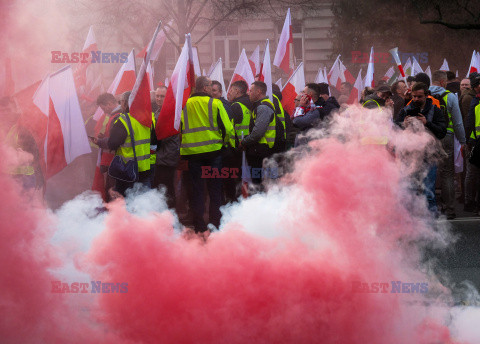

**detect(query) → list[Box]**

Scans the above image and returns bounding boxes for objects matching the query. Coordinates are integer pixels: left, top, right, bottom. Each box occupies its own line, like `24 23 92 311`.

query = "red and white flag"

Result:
382 66 395 81
129 21 163 128
281 62 305 116
349 68 363 104
273 8 293 75
467 50 479 76
249 45 260 76
156 33 195 140
208 58 227 98
440 58 449 71
92 49 136 121
260 39 273 101
227 49 255 92
136 21 171 61
33 66 91 179
340 60 356 85
364 46 375 88
328 55 344 90
73 26 97 93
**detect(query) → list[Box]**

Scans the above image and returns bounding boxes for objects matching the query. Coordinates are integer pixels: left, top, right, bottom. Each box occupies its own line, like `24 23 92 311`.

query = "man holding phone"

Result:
396 82 447 215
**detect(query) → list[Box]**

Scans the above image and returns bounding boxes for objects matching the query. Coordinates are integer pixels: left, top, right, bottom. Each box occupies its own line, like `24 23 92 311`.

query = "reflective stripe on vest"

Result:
180 97 224 155
115 113 151 172
150 112 156 165
470 103 480 140
442 91 454 133
272 94 286 139
252 98 276 148
233 102 252 138
362 99 381 109
6 125 35 176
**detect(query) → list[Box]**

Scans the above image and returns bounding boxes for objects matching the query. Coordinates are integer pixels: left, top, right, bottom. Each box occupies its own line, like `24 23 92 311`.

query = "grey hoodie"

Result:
429 85 466 144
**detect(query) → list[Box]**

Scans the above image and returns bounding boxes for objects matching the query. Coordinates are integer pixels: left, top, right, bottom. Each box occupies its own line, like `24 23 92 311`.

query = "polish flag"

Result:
92 49 136 121
348 68 363 104
328 55 344 90
136 21 171 61
208 58 227 98
364 46 375 88
341 60 356 85
73 26 97 92
412 56 423 76
281 62 305 116
249 45 260 76
33 66 91 179
260 39 273 101
156 33 195 140
129 21 163 128
425 66 432 81
382 66 395 81
227 49 255 93
314 66 327 83
440 58 449 71
467 50 478 76
273 8 293 75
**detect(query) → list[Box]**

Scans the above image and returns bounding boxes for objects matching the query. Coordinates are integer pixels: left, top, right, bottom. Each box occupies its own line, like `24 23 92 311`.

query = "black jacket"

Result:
316 96 340 118
363 94 386 109
396 98 447 140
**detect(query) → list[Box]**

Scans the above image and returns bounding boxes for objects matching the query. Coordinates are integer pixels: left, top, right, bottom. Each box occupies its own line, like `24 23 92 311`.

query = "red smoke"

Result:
0 111 472 343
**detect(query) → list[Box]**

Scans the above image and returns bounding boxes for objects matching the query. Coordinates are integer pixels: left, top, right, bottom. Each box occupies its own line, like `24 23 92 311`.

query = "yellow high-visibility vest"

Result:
115 113 151 172
180 96 234 156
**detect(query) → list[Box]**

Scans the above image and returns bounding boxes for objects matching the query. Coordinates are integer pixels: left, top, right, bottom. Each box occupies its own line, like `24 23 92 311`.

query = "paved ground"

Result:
432 193 480 300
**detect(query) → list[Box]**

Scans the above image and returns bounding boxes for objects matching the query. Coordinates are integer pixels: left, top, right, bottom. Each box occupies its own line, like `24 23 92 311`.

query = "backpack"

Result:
431 92 450 125
271 96 286 153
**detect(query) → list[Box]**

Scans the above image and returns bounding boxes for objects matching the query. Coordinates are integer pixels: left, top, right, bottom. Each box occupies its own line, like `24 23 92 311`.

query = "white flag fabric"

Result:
314 67 327 83
364 47 375 88
192 46 202 77
275 78 282 90
273 8 293 74
351 68 363 103
147 60 154 91
208 58 227 99
261 39 273 101
412 56 423 76
425 66 432 81
440 58 449 71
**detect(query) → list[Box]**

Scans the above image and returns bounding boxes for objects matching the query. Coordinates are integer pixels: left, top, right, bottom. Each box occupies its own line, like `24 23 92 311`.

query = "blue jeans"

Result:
424 164 438 214
188 155 223 232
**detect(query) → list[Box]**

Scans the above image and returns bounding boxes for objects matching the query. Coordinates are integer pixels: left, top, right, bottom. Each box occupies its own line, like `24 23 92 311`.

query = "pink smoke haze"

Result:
0 107 476 343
